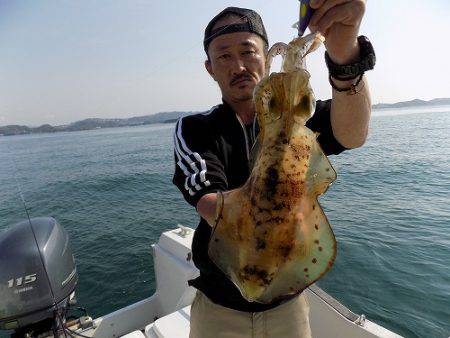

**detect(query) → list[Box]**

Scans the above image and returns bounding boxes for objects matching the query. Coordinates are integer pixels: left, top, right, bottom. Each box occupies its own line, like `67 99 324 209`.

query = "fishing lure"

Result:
298 0 315 37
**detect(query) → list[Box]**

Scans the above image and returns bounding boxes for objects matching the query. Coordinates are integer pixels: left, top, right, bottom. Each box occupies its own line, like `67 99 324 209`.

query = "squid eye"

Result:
269 97 276 110
299 95 311 111
293 94 315 123
269 97 282 121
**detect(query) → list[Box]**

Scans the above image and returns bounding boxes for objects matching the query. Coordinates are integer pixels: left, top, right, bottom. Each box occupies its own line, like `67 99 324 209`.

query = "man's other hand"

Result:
197 193 218 227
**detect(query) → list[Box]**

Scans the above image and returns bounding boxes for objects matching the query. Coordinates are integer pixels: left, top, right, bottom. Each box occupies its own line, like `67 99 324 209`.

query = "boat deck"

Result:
67 227 402 338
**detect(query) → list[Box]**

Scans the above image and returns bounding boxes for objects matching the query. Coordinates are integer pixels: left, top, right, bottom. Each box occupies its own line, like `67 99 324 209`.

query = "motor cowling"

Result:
0 217 78 331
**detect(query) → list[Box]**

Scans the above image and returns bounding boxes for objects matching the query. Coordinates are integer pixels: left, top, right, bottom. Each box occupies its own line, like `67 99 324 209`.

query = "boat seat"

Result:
145 306 191 338
120 330 147 337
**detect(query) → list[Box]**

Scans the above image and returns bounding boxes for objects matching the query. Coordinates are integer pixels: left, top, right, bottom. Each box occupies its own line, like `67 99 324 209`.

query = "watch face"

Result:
359 36 376 59
359 35 370 44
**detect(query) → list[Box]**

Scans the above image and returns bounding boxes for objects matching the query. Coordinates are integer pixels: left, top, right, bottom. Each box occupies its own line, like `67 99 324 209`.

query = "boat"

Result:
0 219 403 338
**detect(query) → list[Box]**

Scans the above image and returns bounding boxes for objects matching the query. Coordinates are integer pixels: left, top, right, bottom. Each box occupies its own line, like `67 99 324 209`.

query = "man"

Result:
173 1 374 337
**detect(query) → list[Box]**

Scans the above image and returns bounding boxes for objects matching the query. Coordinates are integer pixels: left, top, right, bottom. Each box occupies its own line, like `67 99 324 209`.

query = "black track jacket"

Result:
172 99 346 312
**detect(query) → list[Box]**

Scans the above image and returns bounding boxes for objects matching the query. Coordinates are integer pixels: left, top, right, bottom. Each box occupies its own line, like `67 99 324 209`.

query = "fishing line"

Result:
8 148 69 338
122 2 271 85
145 11 256 75
103 4 272 118
3 4 271 336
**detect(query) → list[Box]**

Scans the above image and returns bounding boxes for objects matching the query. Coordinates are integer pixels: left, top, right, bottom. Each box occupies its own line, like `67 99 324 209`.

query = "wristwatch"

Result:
325 36 376 80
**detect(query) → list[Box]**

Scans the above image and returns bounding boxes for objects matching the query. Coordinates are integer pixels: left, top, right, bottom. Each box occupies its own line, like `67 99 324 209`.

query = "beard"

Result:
236 92 253 102
218 76 257 104
231 81 255 102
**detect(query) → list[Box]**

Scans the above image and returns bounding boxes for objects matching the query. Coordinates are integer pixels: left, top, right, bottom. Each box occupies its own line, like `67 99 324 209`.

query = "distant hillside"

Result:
2 97 450 136
373 98 450 109
64 111 195 131
0 111 195 136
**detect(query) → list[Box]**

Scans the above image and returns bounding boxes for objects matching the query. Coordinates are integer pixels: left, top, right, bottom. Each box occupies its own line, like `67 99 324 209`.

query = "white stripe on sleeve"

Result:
174 117 212 194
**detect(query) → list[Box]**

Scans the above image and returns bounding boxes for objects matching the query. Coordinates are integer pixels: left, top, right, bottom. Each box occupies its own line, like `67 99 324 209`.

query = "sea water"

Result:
1 107 449 338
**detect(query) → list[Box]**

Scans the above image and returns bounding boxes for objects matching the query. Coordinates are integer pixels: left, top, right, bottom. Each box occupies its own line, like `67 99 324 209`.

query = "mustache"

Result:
230 73 254 86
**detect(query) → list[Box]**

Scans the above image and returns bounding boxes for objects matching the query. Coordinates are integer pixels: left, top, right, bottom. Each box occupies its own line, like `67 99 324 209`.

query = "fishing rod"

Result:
0 148 92 337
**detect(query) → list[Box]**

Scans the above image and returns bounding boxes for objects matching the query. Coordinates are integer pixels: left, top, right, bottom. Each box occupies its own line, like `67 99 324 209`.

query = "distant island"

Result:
372 98 450 109
1 98 449 136
0 111 196 136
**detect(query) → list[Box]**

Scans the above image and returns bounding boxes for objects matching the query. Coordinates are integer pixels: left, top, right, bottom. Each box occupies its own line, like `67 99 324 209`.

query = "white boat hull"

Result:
70 227 402 338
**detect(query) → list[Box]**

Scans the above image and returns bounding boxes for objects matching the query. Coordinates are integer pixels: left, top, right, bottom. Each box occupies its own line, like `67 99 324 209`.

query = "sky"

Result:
0 0 449 126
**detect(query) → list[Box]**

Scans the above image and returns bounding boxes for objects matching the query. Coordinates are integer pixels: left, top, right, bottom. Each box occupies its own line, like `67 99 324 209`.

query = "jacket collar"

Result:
220 99 259 130
218 99 260 150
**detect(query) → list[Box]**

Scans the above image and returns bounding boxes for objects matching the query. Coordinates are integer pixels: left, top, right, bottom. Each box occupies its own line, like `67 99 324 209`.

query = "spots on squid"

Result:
264 166 279 198
256 238 267 250
258 207 271 214
304 268 308 272
267 216 285 224
315 224 319 230
240 265 273 286
214 238 219 243
318 246 323 252
278 243 293 258
286 172 303 178
312 258 317 264
273 202 285 211
314 240 319 244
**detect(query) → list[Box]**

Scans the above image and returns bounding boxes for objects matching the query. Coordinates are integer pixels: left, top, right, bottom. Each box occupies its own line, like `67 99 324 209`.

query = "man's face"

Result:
205 17 266 103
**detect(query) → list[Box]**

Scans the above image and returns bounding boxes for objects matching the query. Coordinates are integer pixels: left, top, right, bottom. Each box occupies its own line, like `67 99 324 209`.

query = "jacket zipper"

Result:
235 114 250 163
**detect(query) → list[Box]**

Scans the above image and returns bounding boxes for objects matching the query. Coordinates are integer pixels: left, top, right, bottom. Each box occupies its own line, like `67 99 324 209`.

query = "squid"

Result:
208 33 338 304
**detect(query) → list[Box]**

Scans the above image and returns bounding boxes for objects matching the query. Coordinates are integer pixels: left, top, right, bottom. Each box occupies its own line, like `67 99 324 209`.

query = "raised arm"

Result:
309 0 372 149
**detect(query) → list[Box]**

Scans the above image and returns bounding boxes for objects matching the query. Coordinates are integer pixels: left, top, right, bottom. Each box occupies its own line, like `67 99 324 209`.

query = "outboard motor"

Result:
0 217 78 337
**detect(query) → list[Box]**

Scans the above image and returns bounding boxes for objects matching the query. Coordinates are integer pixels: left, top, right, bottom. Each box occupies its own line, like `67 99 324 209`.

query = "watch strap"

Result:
325 35 376 80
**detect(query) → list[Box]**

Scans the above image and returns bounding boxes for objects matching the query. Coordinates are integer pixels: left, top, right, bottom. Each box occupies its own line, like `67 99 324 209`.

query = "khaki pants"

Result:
189 291 312 338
